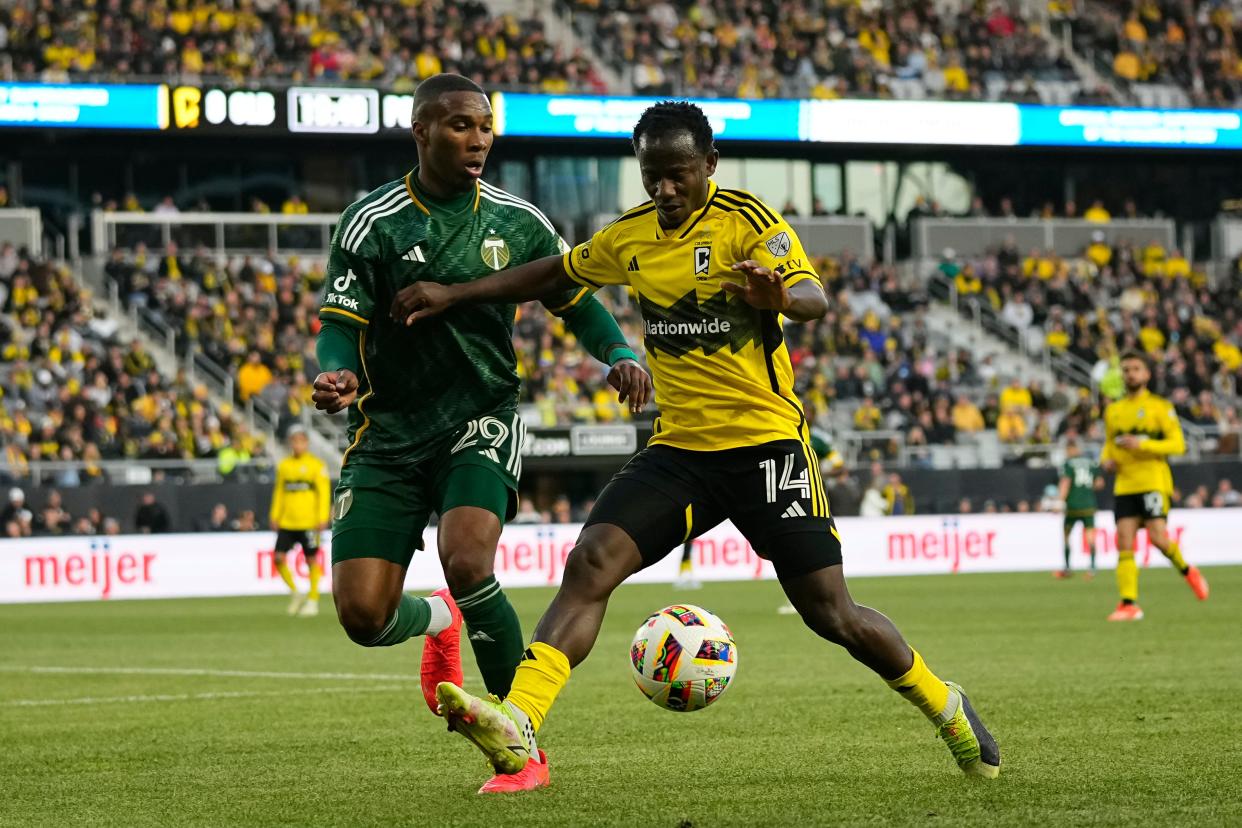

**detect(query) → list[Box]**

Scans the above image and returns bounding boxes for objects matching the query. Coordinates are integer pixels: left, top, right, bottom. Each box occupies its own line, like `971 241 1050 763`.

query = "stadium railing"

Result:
912 217 1180 261
926 272 1096 393
90 211 339 256
3 458 273 487
0 208 44 255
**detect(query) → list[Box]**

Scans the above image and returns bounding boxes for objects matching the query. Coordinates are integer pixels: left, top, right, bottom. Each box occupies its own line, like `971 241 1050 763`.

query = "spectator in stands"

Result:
552 495 573 525
882 472 915 516
952 395 985 433
1001 292 1035 332
133 491 171 534
999 378 1034 414
233 509 258 532
238 350 273 402
1083 199 1111 223
3 487 33 537
958 497 973 514
34 489 72 536
196 503 232 532
512 498 541 525
997 406 1028 444
825 460 862 517
854 395 883 431
1216 479 1241 507
860 478 887 517
103 517 121 535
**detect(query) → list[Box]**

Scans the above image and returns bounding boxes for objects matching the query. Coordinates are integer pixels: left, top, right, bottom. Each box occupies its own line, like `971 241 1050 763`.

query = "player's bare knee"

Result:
801 601 863 648
440 548 493 593
562 540 625 596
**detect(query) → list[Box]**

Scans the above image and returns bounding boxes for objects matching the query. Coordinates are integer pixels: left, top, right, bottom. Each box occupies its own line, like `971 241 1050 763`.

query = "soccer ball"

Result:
629 604 738 712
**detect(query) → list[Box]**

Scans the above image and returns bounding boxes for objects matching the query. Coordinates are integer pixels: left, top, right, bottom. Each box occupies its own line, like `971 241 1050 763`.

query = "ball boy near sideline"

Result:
392 101 1002 789
269 426 331 616
1056 438 1103 579
1101 350 1209 621
311 74 650 793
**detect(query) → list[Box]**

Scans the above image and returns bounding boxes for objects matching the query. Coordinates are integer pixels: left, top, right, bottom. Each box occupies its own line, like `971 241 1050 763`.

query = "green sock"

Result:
361 594 431 647
453 575 523 697
1063 538 1072 571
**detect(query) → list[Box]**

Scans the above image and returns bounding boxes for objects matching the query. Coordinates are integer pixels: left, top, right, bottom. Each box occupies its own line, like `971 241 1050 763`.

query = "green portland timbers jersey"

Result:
319 170 586 465
1060 456 1102 513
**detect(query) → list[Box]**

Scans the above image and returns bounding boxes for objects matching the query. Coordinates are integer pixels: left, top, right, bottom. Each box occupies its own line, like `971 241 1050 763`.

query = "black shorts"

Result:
275 529 321 556
1114 492 1169 522
585 440 842 580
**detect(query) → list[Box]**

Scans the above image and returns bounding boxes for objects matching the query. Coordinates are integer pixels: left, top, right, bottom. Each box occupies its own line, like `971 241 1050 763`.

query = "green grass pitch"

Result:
3 568 1240 827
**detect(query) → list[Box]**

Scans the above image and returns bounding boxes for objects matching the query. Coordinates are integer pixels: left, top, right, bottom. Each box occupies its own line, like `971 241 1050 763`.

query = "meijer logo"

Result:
23 539 157 599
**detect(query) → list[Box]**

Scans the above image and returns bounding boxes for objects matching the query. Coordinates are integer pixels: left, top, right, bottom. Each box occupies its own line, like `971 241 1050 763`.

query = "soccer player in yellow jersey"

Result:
1101 351 1209 621
392 101 1001 787
269 426 331 617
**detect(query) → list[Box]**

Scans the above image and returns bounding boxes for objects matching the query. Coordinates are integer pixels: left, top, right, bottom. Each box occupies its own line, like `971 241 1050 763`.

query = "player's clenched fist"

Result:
607 358 653 415
391 282 459 325
312 369 359 414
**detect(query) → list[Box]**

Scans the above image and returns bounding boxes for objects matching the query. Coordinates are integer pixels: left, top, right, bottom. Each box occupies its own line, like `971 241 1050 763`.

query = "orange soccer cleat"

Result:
1107 602 1145 622
477 750 551 794
1184 566 1210 601
421 588 463 715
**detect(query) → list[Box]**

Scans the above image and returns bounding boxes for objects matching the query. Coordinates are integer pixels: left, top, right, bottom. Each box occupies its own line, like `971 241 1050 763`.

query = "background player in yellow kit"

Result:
1101 351 1209 621
269 426 332 616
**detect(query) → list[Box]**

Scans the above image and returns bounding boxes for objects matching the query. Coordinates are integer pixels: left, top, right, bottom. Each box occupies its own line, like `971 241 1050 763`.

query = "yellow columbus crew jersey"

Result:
563 181 821 451
1101 389 1185 496
270 453 331 530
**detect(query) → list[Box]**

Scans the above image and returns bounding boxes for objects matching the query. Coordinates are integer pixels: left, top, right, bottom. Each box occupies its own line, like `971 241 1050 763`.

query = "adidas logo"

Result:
403 245 426 262
627 255 640 272
469 630 496 643
781 501 808 519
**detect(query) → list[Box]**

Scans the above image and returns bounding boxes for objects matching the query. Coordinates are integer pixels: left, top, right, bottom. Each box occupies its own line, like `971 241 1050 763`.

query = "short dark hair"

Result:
413 74 486 121
1119 348 1149 368
632 100 714 155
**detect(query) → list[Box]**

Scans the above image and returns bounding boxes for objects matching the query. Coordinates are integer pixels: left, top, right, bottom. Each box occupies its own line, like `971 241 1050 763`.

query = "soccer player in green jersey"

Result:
310 74 651 793
1056 438 1104 578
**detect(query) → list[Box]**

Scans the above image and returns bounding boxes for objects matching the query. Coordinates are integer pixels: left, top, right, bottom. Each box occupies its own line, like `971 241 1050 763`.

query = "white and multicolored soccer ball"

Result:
629 604 738 712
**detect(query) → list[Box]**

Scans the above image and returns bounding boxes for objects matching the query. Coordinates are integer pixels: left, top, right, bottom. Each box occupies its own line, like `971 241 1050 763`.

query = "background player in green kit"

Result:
310 74 651 793
1056 438 1104 579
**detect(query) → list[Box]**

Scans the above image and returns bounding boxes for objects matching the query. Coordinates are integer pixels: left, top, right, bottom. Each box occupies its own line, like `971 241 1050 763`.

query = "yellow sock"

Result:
1163 541 1189 574
885 649 951 722
679 558 692 575
308 561 322 600
505 642 571 732
1117 550 1139 603
275 559 297 593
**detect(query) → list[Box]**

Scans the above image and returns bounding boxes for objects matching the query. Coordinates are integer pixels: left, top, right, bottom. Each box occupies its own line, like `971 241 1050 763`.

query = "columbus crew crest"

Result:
480 231 511 271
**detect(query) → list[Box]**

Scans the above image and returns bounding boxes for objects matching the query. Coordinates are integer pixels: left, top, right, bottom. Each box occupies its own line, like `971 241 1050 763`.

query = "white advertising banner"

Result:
1 511 1238 604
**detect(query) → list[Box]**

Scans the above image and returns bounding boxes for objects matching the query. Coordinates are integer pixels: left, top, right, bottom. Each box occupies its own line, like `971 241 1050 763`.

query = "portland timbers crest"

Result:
480 231 510 271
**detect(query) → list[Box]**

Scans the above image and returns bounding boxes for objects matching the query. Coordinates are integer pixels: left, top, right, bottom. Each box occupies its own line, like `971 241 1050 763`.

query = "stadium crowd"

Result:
936 231 1242 441
0 243 266 500
568 0 1088 102
1071 0 1242 107
3 0 605 93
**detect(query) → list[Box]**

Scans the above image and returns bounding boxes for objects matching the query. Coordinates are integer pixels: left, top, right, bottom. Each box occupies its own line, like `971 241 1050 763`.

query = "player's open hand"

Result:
390 282 458 325
312 369 359 414
722 260 790 311
607 358 653 415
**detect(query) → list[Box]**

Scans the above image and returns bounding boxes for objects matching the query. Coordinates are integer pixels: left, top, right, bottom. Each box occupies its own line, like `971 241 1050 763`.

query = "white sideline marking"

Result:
4 685 405 708
0 665 421 682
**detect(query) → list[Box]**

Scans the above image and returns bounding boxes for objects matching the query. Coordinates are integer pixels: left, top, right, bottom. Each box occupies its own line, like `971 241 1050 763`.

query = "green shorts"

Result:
330 409 524 567
1064 511 1095 532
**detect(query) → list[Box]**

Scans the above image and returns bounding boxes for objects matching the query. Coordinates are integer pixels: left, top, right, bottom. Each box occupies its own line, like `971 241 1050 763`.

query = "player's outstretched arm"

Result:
390 254 576 325
722 260 828 322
